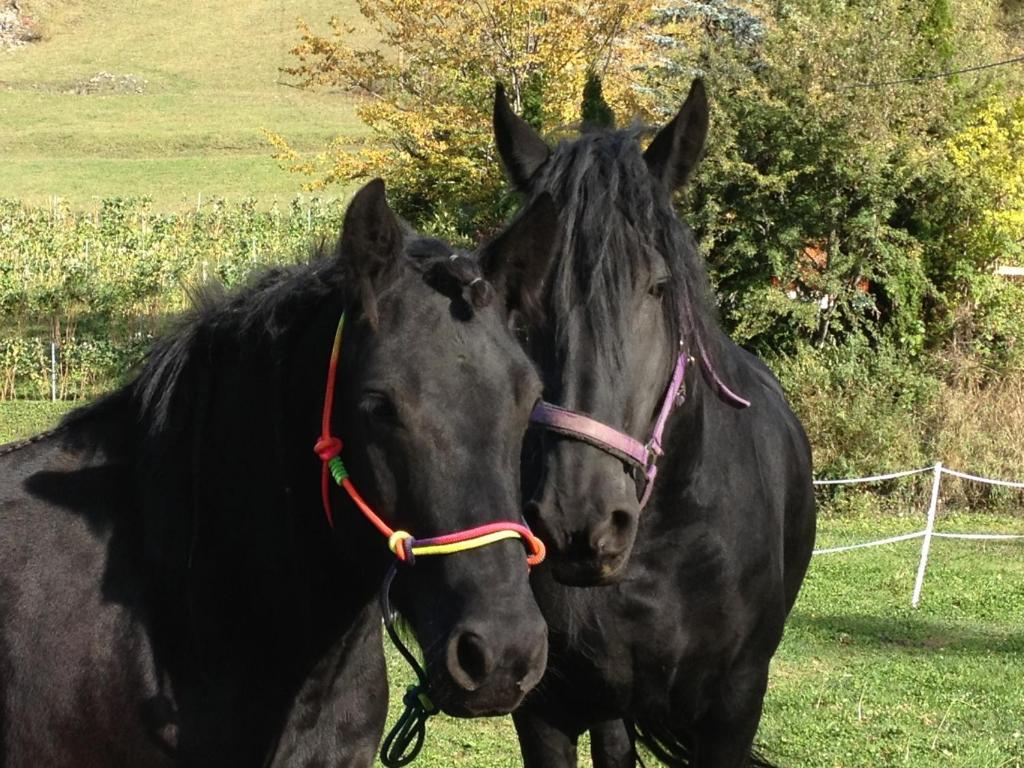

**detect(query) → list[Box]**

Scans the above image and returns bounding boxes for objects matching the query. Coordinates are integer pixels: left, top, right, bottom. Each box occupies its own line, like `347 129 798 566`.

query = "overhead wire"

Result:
837 54 1024 89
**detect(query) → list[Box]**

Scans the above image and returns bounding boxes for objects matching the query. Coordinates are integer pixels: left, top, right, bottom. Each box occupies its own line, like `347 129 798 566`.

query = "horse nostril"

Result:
446 630 492 692
592 508 636 557
610 509 634 537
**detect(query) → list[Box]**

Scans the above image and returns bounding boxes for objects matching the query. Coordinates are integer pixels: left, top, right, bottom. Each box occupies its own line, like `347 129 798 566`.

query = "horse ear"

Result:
339 178 403 326
479 193 558 326
494 83 551 191
643 79 709 193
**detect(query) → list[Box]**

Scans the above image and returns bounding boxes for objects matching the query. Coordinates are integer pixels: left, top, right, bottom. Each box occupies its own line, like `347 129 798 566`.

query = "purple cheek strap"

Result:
530 348 688 509
530 343 749 509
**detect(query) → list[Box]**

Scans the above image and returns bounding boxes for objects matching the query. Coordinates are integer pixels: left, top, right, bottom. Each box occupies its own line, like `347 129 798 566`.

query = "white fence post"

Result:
911 461 943 608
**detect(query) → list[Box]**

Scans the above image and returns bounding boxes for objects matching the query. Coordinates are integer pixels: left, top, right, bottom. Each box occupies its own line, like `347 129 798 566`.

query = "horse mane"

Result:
132 259 341 433
60 229 496 437
529 127 720 368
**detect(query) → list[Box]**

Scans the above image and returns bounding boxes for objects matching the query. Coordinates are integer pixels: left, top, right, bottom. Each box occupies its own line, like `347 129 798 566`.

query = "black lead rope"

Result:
378 563 440 768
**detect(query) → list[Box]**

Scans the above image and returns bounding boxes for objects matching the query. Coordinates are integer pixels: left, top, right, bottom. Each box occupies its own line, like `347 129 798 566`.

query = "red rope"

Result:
312 311 544 568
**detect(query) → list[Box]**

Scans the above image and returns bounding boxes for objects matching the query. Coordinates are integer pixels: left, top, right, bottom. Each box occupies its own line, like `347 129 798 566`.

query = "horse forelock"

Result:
532 129 718 370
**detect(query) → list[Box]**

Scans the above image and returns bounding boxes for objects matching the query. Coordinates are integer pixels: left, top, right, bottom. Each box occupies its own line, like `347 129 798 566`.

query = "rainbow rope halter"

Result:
313 312 545 567
312 311 545 767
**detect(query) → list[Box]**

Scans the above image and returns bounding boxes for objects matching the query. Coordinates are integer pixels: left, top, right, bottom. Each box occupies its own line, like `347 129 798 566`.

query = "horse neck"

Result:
135 307 385 655
643 328 734 531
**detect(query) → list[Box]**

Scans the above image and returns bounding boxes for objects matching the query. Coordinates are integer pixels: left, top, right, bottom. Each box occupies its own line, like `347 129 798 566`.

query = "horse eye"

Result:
649 280 668 300
359 393 399 426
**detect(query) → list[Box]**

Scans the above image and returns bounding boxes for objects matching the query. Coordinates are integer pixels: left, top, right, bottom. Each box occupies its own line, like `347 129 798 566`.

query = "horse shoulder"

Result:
1 435 174 766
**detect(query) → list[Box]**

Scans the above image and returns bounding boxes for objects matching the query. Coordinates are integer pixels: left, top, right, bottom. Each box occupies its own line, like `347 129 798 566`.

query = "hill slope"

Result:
0 0 366 207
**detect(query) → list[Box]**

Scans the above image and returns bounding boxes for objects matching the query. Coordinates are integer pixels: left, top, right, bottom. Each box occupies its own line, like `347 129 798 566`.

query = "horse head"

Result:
494 81 716 585
329 179 558 714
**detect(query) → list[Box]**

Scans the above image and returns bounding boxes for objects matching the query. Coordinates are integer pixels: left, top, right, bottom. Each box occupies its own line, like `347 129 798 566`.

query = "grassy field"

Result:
381 514 1024 768
2 402 1022 767
0 0 367 207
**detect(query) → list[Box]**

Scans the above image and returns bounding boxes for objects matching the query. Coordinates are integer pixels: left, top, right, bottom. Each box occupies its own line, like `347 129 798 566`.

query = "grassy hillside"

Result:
0 0 367 207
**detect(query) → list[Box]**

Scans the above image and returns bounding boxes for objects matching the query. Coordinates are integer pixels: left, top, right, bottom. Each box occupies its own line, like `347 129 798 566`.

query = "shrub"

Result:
0 196 348 400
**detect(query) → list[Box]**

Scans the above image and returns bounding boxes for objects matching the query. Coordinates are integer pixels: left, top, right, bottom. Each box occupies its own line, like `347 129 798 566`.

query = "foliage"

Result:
274 0 1024 370
270 0 657 240
580 70 616 129
928 358 1024 511
273 0 1024 369
921 96 1024 367
773 340 939 481
0 197 348 399
0 400 73 445
773 340 1024 516
649 0 1021 362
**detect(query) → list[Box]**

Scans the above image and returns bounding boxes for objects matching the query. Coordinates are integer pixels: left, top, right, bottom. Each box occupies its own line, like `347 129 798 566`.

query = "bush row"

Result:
776 342 1024 517
1 196 349 399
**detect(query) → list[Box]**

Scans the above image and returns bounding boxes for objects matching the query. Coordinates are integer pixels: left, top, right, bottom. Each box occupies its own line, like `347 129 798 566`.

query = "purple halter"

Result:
529 338 750 509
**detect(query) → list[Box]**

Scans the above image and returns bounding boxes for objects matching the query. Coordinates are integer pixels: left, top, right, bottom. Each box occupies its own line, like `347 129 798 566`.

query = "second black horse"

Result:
493 81 817 767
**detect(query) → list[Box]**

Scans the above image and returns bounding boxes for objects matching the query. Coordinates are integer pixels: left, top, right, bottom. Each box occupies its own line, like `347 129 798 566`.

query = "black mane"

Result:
135 259 342 432
529 128 720 367
63 232 494 437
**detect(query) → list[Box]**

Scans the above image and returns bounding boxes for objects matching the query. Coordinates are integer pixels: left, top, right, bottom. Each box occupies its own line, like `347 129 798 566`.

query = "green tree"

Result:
581 70 616 129
269 1 657 240
651 0 1022 359
921 96 1024 368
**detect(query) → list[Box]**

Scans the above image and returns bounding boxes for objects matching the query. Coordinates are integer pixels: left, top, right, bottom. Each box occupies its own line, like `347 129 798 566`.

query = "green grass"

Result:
2 403 1021 767
379 512 1024 768
0 0 368 207
0 399 73 444
760 514 1023 768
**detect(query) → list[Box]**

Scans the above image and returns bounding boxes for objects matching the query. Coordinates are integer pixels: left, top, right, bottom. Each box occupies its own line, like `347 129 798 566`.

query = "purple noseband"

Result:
530 339 749 509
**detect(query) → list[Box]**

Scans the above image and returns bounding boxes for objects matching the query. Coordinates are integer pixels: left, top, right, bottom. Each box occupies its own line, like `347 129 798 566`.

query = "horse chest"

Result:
542 539 750 725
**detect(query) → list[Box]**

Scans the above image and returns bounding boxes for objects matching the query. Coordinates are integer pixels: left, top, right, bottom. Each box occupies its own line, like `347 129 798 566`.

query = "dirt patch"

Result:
0 1 42 50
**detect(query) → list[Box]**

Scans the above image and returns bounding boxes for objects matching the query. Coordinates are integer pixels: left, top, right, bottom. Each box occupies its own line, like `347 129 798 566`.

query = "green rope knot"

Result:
327 456 348 485
379 684 439 768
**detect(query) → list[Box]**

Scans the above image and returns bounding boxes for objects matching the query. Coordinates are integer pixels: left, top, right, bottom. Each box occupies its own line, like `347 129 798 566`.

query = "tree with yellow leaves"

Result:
269 1 655 239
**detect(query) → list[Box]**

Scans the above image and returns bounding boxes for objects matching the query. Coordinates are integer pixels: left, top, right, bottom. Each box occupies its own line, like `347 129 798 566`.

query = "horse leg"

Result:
693 664 772 768
589 719 636 768
513 708 581 768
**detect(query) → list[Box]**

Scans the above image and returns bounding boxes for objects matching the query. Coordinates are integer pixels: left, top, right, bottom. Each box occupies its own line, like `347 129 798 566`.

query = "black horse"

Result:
0 179 557 767
493 82 817 767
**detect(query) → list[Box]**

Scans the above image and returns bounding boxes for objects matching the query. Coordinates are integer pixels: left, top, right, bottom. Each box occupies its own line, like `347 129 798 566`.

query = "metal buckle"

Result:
645 439 663 468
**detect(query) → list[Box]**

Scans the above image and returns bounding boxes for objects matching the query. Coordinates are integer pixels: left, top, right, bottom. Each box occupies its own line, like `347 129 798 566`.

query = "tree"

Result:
270 1 656 240
648 0 1022 359
581 70 616 128
925 95 1024 368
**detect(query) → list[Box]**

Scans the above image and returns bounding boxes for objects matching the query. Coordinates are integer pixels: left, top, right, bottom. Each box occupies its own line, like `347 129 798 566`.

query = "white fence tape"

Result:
812 466 935 485
811 531 925 555
810 461 1024 606
938 466 1024 489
